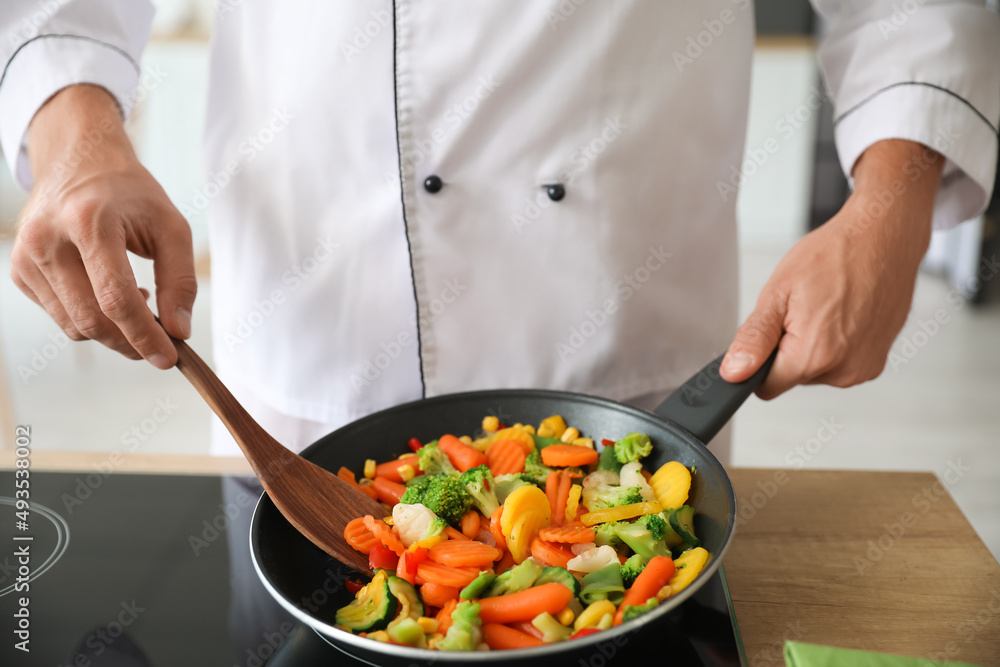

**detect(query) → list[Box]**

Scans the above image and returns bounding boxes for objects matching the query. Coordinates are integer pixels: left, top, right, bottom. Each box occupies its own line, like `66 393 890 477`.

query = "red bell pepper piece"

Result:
369 543 399 571
408 437 422 453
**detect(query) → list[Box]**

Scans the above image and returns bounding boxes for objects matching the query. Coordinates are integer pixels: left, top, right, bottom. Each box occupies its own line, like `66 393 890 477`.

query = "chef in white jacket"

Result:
2 1 998 468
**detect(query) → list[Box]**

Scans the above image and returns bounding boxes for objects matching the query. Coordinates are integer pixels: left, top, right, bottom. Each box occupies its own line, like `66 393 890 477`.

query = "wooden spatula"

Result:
168 334 383 577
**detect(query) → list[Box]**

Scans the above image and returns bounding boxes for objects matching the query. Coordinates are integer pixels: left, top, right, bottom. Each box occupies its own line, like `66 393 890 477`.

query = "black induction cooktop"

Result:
0 470 745 666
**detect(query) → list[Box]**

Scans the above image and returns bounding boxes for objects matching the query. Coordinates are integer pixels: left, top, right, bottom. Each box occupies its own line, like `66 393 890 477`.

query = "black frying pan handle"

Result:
653 350 777 445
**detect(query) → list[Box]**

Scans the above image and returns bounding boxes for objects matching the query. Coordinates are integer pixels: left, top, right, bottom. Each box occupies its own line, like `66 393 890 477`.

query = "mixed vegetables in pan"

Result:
334 415 709 651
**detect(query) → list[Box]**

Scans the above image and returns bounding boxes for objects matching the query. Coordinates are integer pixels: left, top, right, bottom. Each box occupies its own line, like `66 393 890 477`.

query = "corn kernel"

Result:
540 415 567 438
399 453 412 460
398 464 415 482
482 415 500 432
574 600 617 631
471 436 492 452
656 585 673 601
523 424 536 435
417 617 439 633
427 633 445 650
367 630 391 643
556 607 576 626
560 427 580 443
459 435 473 446
572 437 595 449
363 459 377 479
537 425 554 438
596 613 614 630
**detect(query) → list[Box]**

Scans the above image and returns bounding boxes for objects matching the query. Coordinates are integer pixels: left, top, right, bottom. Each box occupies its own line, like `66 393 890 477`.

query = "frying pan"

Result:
250 353 773 665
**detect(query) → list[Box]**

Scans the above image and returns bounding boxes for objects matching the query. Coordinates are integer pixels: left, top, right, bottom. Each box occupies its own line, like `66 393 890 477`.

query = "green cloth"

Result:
784 641 985 667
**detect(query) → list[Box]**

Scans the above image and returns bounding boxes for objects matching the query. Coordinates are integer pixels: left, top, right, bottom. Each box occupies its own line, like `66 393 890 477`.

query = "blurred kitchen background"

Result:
0 1 997 558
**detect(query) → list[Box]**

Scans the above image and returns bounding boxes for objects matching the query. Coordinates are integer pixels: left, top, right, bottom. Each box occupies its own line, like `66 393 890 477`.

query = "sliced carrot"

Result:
461 510 481 539
343 517 378 554
545 471 559 522
538 522 596 544
420 582 460 608
374 455 420 482
614 555 676 626
436 599 459 635
486 438 526 476
429 539 502 568
372 476 406 504
489 506 507 552
529 538 574 569
541 445 599 468
477 583 573 624
553 471 573 527
362 515 405 556
439 434 488 472
483 623 546 650
494 549 516 574
356 478 379 500
444 527 470 541
337 467 359 487
416 561 482 588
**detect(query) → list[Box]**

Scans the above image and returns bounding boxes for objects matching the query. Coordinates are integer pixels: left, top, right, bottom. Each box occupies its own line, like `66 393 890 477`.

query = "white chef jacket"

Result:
2 1 998 457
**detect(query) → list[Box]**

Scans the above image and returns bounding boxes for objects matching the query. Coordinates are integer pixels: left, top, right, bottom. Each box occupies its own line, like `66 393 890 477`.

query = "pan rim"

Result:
250 387 738 661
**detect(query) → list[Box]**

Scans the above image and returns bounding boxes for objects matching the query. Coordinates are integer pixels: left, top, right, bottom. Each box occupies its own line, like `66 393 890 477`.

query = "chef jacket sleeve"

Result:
811 0 1000 229
0 0 154 189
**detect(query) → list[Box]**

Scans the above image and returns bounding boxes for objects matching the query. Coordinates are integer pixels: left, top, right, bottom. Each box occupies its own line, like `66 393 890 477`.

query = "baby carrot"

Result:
483 623 546 650
461 510 481 539
553 471 573 527
477 583 573 624
545 472 559 521
494 549 516 574
439 434 488 472
614 555 675 626
541 445 599 468
375 455 421 482
444 527 470 541
372 476 406 504
420 582 461 608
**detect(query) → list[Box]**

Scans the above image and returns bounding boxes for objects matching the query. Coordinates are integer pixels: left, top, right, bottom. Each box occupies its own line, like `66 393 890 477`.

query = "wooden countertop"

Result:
3 453 998 665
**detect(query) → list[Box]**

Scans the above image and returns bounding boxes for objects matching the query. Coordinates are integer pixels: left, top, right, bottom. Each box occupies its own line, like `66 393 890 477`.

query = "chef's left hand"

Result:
719 139 944 399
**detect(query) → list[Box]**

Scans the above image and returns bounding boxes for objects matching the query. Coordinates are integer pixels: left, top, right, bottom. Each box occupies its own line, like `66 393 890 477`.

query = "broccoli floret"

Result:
582 485 644 511
494 473 534 503
437 600 483 651
614 433 652 464
620 554 647 588
593 521 624 548
486 559 543 596
417 441 457 476
425 516 449 540
522 449 555 486
614 522 671 560
634 513 668 540
399 474 472 527
621 597 659 623
460 465 500 517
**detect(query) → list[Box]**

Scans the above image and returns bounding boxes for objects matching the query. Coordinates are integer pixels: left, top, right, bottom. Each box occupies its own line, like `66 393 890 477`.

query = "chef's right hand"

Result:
10 84 196 369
